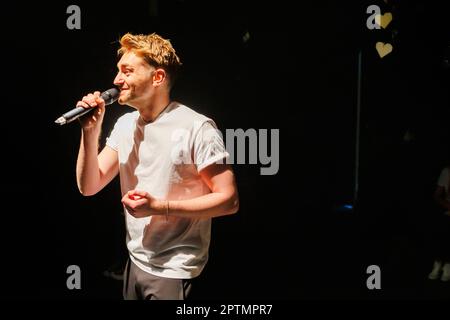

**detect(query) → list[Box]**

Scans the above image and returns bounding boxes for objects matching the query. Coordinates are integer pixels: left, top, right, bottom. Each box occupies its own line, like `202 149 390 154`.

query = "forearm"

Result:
76 129 101 196
157 192 239 219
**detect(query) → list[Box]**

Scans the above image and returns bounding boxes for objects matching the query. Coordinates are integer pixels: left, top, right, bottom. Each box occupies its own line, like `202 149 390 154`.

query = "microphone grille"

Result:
101 88 120 105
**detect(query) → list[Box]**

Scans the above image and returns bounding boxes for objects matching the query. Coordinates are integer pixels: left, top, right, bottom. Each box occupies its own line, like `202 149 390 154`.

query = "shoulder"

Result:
113 111 139 129
170 102 210 120
116 110 139 123
169 102 214 128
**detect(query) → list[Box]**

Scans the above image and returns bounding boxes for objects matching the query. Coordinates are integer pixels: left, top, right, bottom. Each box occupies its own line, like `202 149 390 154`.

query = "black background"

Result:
2 0 449 299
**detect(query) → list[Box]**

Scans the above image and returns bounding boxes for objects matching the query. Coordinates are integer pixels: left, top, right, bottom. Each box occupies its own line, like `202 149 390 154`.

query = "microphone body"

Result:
55 88 120 125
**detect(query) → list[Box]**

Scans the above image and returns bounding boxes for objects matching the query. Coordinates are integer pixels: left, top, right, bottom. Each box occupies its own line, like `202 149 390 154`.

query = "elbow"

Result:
227 194 240 215
79 189 95 197
80 191 96 197
78 185 98 197
77 178 100 197
231 197 240 214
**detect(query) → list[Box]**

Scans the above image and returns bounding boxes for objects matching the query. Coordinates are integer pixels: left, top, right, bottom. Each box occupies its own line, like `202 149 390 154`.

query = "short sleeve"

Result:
194 120 230 172
105 119 122 151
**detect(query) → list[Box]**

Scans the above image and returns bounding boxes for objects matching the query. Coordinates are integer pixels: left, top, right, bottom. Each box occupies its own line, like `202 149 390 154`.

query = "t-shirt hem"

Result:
105 140 118 151
197 152 230 172
129 255 202 279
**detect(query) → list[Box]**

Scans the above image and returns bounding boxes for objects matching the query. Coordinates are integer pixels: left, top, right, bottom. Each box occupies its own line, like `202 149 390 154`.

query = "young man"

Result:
76 33 239 299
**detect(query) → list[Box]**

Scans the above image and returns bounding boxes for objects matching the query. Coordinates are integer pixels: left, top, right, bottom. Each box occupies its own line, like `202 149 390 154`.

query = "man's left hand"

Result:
121 190 162 218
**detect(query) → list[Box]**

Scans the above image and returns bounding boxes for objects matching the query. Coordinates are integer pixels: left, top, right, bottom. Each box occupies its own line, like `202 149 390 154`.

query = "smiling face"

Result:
113 51 155 107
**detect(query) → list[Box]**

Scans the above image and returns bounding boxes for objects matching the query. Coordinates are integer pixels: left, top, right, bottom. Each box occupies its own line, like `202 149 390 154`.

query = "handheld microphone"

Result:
54 88 120 125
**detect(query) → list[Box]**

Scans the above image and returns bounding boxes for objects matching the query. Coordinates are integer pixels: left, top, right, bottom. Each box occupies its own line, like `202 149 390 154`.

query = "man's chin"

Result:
118 97 128 105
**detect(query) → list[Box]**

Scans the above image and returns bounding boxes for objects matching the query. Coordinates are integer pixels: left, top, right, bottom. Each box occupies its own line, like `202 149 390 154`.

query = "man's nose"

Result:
113 73 124 86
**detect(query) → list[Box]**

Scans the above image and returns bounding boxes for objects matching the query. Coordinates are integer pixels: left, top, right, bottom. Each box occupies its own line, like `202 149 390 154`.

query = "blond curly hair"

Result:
118 33 182 87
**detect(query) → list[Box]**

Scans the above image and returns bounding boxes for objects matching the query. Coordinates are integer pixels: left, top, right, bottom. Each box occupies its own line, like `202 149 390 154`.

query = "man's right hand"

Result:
77 91 106 130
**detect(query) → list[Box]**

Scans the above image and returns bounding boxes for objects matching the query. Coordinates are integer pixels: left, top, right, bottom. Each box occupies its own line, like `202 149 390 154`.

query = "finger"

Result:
95 107 103 117
87 93 101 106
129 194 143 200
133 199 148 207
132 190 148 198
127 191 136 199
121 194 130 204
95 97 105 106
124 205 134 214
76 101 91 109
82 96 97 107
122 199 133 209
86 93 96 103
90 92 105 107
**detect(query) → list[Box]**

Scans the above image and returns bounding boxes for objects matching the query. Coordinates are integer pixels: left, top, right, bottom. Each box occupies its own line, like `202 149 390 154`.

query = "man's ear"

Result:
153 68 167 87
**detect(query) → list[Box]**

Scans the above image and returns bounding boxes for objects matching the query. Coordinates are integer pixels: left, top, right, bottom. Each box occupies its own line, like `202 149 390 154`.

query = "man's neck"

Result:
139 95 171 123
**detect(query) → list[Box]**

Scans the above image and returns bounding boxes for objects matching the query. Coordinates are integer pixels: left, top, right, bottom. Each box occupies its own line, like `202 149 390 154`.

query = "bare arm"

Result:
122 164 239 219
77 141 119 196
75 91 119 196
168 163 239 218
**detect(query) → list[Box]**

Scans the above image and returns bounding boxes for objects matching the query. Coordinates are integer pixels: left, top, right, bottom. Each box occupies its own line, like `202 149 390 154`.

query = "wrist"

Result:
82 125 101 134
81 128 101 141
153 199 168 216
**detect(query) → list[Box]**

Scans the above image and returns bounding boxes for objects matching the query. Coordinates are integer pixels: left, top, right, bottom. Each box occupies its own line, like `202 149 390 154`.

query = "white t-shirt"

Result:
437 167 450 202
106 101 229 279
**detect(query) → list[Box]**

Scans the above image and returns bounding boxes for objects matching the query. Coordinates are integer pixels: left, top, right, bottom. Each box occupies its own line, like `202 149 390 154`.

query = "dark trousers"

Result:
123 259 192 300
